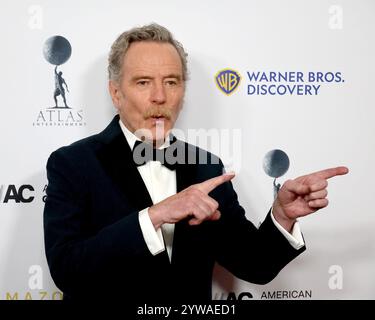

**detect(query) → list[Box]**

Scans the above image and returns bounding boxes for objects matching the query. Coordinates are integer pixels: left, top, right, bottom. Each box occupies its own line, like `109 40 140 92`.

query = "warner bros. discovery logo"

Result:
33 35 86 127
215 69 241 95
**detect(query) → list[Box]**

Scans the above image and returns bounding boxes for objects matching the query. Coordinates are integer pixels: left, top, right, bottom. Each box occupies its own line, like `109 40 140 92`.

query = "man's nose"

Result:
150 83 166 104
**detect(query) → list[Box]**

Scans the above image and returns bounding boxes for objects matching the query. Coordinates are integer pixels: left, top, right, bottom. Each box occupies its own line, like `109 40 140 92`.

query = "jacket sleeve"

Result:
210 161 306 285
43 149 151 296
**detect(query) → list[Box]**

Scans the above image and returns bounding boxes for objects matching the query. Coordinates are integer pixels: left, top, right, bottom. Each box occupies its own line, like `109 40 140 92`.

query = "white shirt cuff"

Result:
271 209 305 250
138 208 165 255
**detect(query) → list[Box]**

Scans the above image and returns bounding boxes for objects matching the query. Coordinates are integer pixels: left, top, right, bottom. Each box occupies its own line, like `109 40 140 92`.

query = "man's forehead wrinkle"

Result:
125 62 182 71
129 65 182 72
125 67 183 79
124 51 180 66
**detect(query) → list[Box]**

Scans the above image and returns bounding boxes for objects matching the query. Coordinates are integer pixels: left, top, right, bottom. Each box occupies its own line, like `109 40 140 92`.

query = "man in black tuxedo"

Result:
43 23 348 301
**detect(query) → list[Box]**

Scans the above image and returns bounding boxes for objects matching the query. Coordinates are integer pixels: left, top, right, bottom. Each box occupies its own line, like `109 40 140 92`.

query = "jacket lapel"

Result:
96 115 154 212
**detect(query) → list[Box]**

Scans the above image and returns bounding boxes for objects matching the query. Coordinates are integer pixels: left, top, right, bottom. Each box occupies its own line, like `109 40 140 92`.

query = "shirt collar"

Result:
119 119 171 150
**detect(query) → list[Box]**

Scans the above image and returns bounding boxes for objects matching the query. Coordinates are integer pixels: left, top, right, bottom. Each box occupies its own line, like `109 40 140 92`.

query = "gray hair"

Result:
108 23 188 83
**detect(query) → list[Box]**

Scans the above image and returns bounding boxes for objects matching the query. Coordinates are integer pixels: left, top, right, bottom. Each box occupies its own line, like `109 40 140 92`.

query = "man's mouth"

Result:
150 115 169 121
144 107 172 121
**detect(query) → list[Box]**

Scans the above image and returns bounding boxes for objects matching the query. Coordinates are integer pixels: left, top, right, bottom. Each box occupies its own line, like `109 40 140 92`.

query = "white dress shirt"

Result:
119 120 305 263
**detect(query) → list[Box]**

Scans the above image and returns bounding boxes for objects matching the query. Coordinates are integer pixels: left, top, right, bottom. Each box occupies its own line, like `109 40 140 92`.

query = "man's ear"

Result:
108 80 121 109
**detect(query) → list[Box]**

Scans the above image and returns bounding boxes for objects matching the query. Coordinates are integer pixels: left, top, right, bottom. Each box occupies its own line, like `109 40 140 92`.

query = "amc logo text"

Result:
0 185 35 203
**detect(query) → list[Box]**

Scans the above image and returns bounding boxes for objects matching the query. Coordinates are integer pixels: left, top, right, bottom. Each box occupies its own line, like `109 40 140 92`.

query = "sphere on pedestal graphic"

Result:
263 149 290 178
43 36 72 65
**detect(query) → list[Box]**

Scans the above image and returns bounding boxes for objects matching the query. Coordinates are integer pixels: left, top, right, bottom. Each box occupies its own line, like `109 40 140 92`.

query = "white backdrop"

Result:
0 0 374 300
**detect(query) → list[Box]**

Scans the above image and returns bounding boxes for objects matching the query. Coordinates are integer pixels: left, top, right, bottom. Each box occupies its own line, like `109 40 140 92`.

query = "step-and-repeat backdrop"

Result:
0 0 374 300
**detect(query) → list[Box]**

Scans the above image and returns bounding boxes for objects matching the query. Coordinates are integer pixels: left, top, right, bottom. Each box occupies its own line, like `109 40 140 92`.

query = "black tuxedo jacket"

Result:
43 115 305 301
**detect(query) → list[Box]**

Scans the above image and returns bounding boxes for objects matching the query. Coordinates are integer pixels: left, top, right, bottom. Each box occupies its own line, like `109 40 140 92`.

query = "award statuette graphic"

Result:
43 36 72 108
263 149 290 199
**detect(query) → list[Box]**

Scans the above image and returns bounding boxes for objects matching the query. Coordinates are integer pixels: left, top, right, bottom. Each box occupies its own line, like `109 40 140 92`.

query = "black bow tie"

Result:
132 139 179 171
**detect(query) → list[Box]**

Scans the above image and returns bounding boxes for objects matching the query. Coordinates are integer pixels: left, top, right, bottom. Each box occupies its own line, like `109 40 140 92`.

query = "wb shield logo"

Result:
215 69 241 95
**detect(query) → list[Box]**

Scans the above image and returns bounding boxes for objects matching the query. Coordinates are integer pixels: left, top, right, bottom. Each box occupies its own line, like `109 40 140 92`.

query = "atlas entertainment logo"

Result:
33 35 86 127
215 69 241 95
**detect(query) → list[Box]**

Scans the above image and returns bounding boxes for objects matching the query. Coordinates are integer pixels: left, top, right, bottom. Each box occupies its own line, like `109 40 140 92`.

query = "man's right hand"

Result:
148 172 235 229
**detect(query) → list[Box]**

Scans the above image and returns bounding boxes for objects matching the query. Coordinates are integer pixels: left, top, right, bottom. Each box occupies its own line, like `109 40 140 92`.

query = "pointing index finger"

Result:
197 172 235 194
313 166 349 180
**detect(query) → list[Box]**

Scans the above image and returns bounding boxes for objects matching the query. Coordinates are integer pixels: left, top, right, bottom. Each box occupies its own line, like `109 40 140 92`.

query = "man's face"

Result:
109 41 185 143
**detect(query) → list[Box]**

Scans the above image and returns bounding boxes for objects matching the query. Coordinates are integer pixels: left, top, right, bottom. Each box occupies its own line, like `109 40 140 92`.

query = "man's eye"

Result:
165 80 177 86
137 81 149 86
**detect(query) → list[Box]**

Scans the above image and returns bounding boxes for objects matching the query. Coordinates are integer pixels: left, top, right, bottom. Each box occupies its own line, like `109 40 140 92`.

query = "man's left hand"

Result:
272 166 349 232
